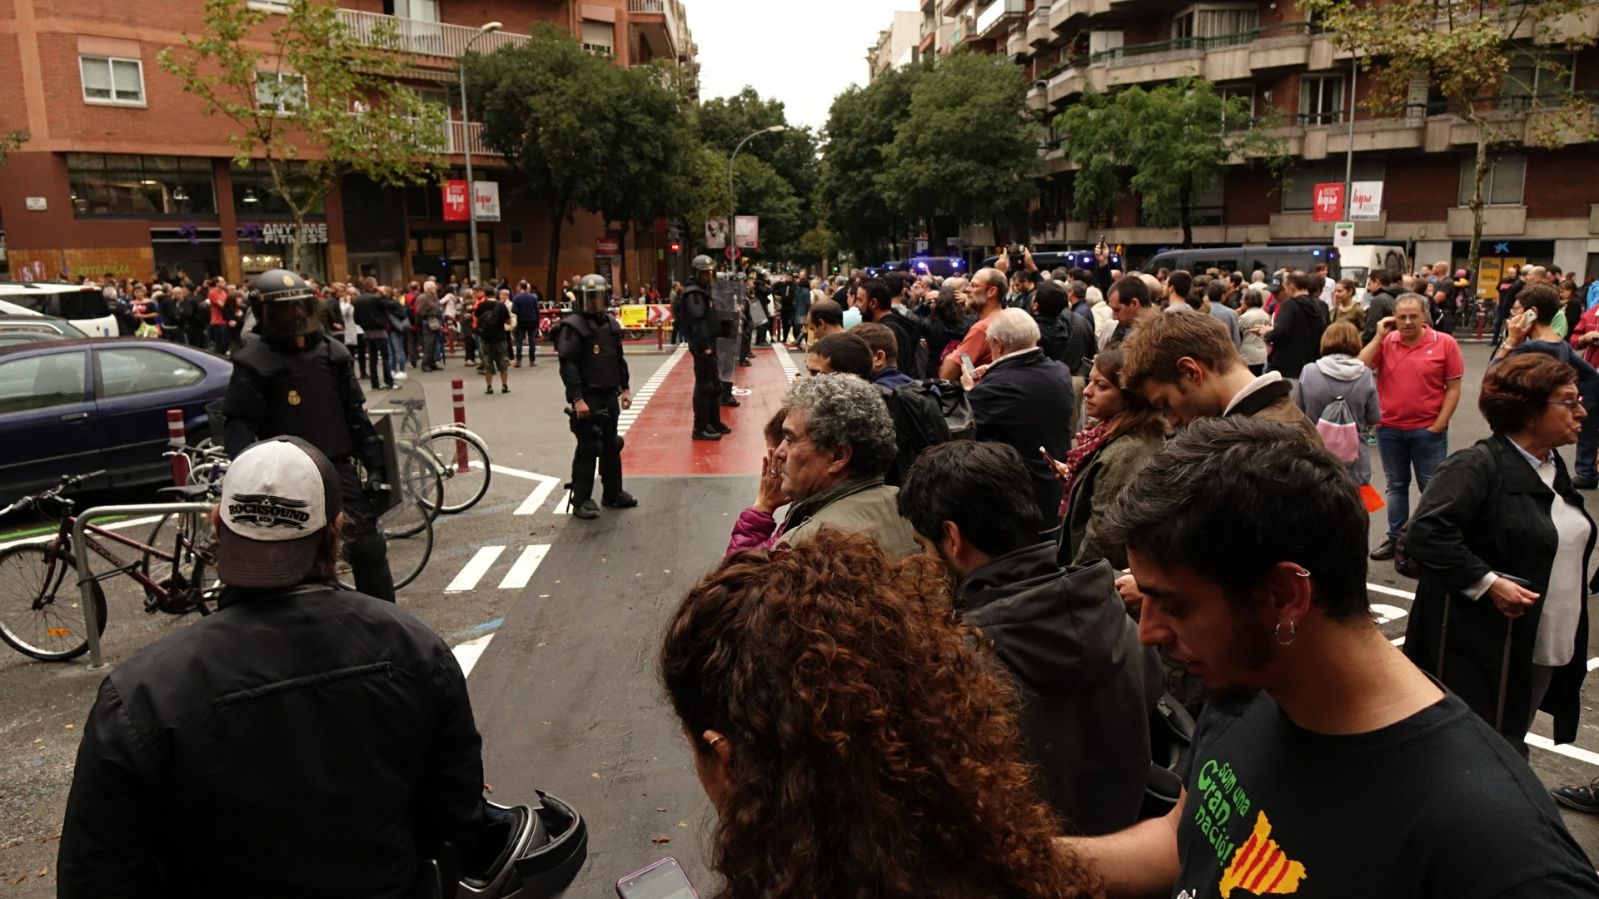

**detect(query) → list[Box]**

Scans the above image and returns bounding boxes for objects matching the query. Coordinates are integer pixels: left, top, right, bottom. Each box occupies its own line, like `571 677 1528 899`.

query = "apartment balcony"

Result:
445 120 499 158
1028 5 1055 45
629 0 684 60
975 0 1026 38
1045 62 1089 105
1007 25 1030 58
336 9 529 59
1027 81 1049 112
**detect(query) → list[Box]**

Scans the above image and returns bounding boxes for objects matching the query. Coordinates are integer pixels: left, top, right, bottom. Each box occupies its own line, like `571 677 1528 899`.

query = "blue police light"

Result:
1313 249 1322 257
954 258 965 268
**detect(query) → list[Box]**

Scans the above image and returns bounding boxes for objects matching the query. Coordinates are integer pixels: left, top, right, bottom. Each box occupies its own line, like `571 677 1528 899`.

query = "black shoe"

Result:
485 387 495 395
719 397 741 407
713 422 732 434
692 429 723 441
1552 778 1599 814
738 359 753 367
573 498 600 520
501 385 510 394
602 491 638 509
1370 539 1396 561
1574 477 1598 490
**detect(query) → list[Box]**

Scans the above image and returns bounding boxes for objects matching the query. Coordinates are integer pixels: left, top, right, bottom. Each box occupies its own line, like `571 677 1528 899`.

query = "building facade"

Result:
869 10 923 82
0 0 697 293
956 0 1599 278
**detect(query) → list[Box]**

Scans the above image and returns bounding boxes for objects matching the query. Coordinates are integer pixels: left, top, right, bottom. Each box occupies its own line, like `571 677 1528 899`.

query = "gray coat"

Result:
1293 353 1380 484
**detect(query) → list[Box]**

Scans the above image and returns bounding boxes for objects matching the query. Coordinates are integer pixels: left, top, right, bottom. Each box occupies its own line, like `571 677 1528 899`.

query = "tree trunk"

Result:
1467 127 1490 290
1179 185 1193 249
290 210 306 274
546 208 564 303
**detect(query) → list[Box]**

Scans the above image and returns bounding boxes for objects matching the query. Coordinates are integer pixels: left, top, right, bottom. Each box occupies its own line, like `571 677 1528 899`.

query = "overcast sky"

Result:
682 0 919 134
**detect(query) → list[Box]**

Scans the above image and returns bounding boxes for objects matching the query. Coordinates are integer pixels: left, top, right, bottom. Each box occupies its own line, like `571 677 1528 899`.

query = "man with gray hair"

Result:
726 373 919 558
938 267 1008 380
964 307 1076 529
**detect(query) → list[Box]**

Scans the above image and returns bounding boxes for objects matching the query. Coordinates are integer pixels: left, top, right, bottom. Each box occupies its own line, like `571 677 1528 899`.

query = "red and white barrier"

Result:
451 379 469 472
167 409 190 486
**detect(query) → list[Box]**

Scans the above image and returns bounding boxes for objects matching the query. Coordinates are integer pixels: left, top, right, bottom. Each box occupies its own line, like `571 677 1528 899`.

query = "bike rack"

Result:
73 502 215 670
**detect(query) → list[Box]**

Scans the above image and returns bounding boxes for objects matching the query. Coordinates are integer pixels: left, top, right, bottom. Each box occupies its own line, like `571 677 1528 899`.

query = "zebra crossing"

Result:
444 543 552 593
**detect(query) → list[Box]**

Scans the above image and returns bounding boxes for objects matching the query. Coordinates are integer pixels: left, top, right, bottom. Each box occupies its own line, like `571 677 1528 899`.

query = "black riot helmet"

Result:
578 273 610 315
690 254 715 289
249 268 321 341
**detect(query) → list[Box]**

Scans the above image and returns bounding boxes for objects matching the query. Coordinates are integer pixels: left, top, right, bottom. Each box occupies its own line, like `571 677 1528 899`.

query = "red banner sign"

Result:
442 180 469 222
1311 182 1345 223
595 238 619 254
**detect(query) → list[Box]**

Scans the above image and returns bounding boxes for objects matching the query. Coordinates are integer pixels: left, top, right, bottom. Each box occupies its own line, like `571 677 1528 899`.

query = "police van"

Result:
0 282 120 337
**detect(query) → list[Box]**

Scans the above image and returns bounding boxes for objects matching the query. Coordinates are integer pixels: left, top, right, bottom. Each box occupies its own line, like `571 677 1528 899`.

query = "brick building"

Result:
0 0 697 292
897 0 1599 279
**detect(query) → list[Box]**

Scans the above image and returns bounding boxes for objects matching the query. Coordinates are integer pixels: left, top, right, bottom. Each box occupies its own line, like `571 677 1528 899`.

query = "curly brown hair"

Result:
660 529 1101 899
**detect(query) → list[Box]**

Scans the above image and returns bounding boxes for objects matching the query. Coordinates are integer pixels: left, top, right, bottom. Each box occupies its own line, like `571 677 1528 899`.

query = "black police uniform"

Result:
222 332 396 601
674 282 721 435
553 311 631 505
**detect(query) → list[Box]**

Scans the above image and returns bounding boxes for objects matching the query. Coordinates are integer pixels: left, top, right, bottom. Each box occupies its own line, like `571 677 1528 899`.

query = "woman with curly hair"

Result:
660 529 1102 899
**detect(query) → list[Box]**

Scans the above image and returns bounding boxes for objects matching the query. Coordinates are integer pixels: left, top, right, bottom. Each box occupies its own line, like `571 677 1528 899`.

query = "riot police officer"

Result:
676 255 727 440
553 274 637 520
221 269 395 601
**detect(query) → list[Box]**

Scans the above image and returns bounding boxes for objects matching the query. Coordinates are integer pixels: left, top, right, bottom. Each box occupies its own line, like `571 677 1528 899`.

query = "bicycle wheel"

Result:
422 429 492 514
141 510 221 615
0 544 108 661
336 499 433 592
389 442 443 538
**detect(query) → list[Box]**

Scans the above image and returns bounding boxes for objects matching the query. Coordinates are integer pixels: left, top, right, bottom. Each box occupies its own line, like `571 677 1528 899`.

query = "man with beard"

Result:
1059 417 1599 899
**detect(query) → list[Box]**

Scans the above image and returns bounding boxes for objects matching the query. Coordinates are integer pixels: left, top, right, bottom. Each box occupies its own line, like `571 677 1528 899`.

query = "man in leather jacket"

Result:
58 438 503 898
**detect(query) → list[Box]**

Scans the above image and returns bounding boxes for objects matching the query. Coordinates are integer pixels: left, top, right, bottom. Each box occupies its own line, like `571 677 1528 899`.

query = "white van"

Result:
1336 245 1411 306
0 282 119 337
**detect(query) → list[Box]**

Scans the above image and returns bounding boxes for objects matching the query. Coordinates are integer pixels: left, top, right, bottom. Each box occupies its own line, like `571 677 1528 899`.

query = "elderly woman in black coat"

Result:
1404 354 1594 763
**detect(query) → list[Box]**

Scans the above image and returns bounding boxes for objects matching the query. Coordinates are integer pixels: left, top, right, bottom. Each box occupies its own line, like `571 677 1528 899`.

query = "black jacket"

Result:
223 333 381 472
1037 310 1096 376
57 587 488 899
970 349 1076 529
1403 435 1594 749
1362 287 1403 344
960 550 1159 835
1264 293 1327 377
879 309 926 380
353 292 403 334
674 284 716 351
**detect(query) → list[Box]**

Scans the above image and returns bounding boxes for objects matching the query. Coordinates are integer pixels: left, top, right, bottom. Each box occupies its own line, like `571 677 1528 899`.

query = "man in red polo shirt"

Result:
1359 293 1464 560
937 267 1007 380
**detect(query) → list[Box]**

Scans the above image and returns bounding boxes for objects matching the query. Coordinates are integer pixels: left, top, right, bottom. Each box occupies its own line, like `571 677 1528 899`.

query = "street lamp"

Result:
727 125 786 257
458 21 502 284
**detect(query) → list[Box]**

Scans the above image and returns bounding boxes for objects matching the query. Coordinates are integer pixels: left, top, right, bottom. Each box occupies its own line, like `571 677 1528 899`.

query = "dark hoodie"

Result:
1264 293 1328 378
959 546 1160 835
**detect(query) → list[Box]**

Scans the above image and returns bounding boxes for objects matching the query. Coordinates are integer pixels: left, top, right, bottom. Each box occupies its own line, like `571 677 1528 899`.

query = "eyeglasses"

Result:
1549 399 1583 411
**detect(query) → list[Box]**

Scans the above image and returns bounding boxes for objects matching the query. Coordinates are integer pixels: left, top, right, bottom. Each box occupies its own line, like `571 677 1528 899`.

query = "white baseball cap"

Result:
217 437 342 589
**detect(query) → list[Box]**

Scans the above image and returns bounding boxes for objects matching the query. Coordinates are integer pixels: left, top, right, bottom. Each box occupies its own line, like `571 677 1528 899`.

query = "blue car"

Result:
0 338 231 501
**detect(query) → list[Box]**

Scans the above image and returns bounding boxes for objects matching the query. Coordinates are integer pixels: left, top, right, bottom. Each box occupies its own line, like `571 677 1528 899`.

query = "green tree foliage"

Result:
159 0 444 271
0 131 27 168
818 63 924 262
877 51 1041 242
697 87 819 260
1300 0 1597 276
1058 78 1286 247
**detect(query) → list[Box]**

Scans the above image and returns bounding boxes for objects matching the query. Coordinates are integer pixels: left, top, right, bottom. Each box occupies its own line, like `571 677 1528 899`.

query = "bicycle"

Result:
381 395 493 516
0 472 217 661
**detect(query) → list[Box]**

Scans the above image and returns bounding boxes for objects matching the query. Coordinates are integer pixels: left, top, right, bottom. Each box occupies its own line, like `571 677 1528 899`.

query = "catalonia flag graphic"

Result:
1219 811 1307 897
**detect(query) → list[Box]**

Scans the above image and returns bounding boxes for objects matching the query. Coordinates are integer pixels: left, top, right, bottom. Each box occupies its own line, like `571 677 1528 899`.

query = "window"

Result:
581 20 614 56
255 71 306 114
96 347 203 399
1281 160 1384 211
246 0 290 10
80 55 145 106
1299 74 1344 126
1458 154 1525 207
230 161 323 216
67 154 216 217
0 352 87 415
1172 3 1257 43
1219 83 1254 130
1503 50 1574 110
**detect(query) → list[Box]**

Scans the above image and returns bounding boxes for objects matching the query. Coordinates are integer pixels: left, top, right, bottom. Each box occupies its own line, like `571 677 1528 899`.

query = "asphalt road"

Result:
2 333 1597 895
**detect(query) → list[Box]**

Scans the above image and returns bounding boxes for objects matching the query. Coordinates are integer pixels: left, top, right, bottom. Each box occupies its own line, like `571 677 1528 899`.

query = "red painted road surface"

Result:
621 347 792 477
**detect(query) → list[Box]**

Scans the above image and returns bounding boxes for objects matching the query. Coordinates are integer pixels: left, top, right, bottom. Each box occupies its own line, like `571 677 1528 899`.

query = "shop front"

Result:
237 221 329 283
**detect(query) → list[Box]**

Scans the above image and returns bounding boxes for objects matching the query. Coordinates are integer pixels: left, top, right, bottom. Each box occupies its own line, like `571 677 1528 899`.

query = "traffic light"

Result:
669 240 682 254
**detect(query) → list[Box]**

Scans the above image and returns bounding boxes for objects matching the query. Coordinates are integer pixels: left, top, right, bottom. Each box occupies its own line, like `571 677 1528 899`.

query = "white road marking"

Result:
617 345 687 439
445 545 506 593
772 344 799 381
1527 734 1599 767
1371 603 1409 625
498 544 550 590
453 633 494 678
512 473 561 516
1368 582 1417 600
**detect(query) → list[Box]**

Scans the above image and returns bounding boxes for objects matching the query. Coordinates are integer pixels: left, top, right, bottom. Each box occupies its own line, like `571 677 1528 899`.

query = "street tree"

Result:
0 131 27 168
464 25 616 300
1059 79 1286 246
878 51 1040 249
818 63 925 261
1300 0 1597 278
159 0 444 272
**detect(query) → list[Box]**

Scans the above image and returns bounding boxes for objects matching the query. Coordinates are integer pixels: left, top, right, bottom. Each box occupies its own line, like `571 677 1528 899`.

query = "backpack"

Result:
878 381 953 486
1315 395 1360 463
475 300 507 334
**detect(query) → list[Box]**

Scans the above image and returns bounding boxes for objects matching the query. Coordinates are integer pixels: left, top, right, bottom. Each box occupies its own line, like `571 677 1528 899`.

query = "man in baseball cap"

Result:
59 437 505 896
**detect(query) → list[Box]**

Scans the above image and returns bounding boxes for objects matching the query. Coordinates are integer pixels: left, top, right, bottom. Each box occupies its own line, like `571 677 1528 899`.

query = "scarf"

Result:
1060 421 1113 516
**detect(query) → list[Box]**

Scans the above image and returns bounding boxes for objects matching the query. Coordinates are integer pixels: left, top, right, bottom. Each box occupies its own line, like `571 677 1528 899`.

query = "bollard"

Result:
451 379 469 472
167 409 190 487
657 324 664 351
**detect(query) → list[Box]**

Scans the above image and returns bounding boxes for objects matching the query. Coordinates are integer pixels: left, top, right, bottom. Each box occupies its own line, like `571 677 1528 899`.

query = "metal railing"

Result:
1081 20 1317 65
335 9 530 59
628 0 684 52
446 120 499 157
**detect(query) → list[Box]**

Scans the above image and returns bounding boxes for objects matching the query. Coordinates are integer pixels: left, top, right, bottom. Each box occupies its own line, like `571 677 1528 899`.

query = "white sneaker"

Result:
395 371 408 380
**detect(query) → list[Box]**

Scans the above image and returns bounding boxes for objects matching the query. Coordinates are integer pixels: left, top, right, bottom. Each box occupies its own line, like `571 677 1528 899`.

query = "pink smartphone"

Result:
616 857 700 899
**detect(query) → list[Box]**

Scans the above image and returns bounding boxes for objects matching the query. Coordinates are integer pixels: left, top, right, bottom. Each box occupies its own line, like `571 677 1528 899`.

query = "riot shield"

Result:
712 273 743 383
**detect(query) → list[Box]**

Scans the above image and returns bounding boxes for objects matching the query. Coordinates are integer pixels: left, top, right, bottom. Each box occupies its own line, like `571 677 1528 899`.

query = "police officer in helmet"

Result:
553 273 637 520
221 268 395 601
676 255 728 440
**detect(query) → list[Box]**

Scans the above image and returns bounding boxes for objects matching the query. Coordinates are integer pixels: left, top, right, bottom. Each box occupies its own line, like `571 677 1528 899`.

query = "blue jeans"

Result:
1377 426 1448 539
388 329 407 374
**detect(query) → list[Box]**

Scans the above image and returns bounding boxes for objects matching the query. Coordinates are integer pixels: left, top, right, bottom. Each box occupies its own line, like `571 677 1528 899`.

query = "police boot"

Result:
573 498 600 519
719 381 740 407
602 491 638 509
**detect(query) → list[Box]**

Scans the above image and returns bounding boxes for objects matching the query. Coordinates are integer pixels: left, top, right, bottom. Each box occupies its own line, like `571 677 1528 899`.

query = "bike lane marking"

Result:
445 545 506 593
498 545 550 591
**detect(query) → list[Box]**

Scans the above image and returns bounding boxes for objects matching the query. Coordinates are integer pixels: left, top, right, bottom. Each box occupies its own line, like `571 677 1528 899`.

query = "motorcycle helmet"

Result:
577 273 610 315
249 268 321 341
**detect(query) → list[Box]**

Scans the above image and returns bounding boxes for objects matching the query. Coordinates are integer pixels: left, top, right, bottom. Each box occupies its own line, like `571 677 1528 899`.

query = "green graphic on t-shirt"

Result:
1193 757 1252 864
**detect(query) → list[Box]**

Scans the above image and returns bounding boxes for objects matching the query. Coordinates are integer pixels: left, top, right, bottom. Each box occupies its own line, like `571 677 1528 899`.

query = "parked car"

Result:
0 314 88 346
0 338 231 500
0 283 120 337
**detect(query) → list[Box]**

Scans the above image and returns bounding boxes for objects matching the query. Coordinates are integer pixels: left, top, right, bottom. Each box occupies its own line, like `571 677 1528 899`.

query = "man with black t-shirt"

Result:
1062 417 1599 899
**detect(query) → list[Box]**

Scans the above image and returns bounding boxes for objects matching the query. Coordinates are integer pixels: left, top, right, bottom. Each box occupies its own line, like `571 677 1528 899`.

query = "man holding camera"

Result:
553 273 637 520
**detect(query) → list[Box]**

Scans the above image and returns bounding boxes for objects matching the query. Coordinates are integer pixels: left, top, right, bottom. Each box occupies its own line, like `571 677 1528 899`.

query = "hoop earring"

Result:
1274 620 1298 646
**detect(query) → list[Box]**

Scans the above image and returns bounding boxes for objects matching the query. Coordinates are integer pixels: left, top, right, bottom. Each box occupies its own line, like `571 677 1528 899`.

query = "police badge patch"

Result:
287 389 302 406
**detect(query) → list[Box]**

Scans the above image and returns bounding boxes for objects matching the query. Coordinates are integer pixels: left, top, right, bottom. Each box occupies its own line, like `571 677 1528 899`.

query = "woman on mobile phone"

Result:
660 531 1101 899
1404 354 1595 765
1051 348 1166 569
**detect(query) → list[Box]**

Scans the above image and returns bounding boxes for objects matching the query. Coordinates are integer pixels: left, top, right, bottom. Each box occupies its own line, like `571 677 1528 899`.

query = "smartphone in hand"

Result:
960 352 976 379
617 857 700 899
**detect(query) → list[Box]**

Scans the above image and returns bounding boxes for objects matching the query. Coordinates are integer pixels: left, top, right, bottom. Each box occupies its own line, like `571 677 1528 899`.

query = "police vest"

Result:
560 314 624 391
